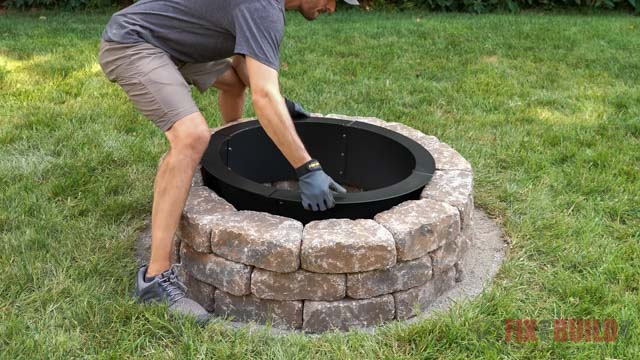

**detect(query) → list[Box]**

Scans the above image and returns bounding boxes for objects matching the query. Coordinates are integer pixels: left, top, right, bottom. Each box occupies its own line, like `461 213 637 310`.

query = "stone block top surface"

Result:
301 219 397 273
208 210 304 272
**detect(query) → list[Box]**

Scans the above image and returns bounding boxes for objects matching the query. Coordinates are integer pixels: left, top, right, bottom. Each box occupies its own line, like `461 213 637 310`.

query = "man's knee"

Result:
214 66 247 95
165 113 211 163
231 56 249 87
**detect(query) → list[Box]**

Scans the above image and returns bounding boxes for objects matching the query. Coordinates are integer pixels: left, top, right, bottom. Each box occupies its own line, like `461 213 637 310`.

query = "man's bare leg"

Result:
214 61 247 124
231 55 250 88
147 112 211 277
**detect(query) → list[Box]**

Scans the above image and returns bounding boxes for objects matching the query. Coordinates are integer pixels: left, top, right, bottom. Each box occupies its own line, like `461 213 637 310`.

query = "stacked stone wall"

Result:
176 115 474 332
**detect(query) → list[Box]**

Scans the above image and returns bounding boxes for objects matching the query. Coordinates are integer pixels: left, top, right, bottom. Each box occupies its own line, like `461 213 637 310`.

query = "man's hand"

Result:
296 160 347 211
285 98 310 120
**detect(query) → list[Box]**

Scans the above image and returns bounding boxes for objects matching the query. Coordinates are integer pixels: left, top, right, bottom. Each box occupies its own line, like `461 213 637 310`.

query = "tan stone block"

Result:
301 219 396 273
382 122 435 144
177 186 235 253
324 114 389 128
379 122 472 171
424 140 472 171
375 199 460 261
421 170 474 227
209 211 303 272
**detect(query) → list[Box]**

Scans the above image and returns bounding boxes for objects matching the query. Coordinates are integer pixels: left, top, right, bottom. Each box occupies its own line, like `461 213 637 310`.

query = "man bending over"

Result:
99 0 359 323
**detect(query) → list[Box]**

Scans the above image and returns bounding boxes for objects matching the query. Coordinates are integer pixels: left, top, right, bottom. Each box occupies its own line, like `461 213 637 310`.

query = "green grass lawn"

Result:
1 8 639 359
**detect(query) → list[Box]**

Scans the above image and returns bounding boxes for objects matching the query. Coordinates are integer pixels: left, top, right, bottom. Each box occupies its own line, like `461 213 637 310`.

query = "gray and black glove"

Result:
285 98 310 120
296 159 347 211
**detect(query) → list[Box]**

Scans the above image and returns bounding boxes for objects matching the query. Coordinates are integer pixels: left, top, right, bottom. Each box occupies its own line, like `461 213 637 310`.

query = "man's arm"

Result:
245 56 311 168
245 56 346 211
234 55 310 118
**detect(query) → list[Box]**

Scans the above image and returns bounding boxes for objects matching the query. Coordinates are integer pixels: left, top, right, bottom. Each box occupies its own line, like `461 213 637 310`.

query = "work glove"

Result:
285 97 310 120
296 159 347 211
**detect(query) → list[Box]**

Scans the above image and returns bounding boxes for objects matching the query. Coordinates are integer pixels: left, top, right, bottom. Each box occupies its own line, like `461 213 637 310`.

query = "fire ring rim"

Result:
201 117 436 204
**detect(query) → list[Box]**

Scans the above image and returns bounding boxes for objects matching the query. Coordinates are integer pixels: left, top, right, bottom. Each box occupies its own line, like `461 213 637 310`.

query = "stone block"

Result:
182 270 216 312
454 262 464 283
209 211 303 272
171 236 181 264
374 199 460 261
303 295 395 333
191 166 204 187
393 266 456 320
458 218 474 257
181 242 252 296
251 268 345 301
325 114 391 128
378 122 472 171
214 290 303 330
301 219 396 273
347 256 432 299
421 170 474 227
177 186 235 253
382 122 435 144
424 140 472 171
430 238 460 275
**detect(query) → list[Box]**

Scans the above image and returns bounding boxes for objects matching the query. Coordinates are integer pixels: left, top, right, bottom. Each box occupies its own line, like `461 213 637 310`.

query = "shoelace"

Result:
158 268 186 304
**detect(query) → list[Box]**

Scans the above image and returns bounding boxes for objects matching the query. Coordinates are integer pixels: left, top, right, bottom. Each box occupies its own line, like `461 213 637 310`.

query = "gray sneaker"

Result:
135 265 210 325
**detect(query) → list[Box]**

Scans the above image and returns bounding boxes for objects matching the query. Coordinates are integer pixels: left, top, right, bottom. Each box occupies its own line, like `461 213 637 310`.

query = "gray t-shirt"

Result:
102 0 284 71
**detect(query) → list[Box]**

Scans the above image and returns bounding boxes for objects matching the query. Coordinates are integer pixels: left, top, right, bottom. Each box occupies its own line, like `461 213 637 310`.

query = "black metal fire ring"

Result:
200 117 436 224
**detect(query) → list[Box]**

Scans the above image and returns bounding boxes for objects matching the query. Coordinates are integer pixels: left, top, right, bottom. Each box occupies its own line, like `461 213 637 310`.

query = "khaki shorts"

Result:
98 40 232 131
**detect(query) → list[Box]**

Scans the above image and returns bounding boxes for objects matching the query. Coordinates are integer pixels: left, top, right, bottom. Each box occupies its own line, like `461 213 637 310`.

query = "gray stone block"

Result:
191 166 204 187
181 270 216 312
251 268 345 301
430 237 461 275
181 242 252 296
214 290 303 330
347 256 432 299
393 266 456 320
458 217 474 257
303 295 395 333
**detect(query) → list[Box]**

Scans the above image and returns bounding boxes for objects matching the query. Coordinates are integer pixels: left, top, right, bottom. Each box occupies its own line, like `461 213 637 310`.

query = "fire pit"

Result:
176 114 475 333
